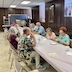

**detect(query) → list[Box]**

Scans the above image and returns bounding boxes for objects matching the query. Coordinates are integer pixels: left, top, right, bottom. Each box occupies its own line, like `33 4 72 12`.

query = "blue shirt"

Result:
36 26 45 36
32 26 38 31
58 34 70 44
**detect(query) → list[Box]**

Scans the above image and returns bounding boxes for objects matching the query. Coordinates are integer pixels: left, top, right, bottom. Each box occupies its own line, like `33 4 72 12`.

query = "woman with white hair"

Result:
46 28 56 41
9 27 19 49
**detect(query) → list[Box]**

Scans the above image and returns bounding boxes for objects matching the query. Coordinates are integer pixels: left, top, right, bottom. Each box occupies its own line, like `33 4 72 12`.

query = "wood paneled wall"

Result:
45 0 72 36
45 0 64 34
32 6 47 29
0 8 29 31
31 0 72 37
32 6 39 23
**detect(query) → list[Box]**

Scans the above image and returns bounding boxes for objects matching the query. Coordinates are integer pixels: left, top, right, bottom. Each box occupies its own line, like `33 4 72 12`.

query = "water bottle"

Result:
38 37 41 44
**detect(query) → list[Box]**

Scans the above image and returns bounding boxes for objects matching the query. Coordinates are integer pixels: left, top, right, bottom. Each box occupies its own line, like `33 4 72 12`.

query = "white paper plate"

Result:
50 42 57 45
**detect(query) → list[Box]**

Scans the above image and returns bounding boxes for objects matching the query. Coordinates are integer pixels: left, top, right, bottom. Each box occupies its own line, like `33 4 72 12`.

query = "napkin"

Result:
49 40 57 45
66 52 72 56
50 42 57 45
49 53 58 57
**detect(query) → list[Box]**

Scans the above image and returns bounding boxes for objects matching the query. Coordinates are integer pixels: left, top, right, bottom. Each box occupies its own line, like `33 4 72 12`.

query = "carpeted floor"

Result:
0 32 57 72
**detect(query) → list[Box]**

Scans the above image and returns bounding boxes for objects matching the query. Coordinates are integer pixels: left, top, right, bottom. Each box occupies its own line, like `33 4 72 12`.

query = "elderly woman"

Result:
46 28 56 40
56 27 70 46
9 27 19 49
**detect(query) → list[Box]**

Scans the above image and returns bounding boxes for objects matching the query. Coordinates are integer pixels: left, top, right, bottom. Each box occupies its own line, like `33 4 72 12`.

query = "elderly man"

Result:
36 21 45 36
29 23 37 32
18 28 46 70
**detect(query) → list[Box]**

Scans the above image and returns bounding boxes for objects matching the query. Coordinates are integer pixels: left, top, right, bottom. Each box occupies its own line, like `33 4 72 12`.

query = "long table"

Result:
34 34 72 72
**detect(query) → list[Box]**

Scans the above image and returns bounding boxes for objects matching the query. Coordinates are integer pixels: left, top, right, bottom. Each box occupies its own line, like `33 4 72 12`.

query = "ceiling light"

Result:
21 1 31 4
10 5 16 8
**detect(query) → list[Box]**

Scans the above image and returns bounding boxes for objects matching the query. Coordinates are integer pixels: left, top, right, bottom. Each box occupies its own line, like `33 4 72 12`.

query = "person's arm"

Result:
51 37 57 41
11 35 19 42
55 35 61 42
25 33 36 47
36 28 42 35
29 33 36 47
31 35 36 47
62 42 69 46
35 27 41 35
59 39 69 46
31 29 36 34
36 32 41 35
46 33 49 39
15 37 19 42
55 38 70 46
51 33 57 41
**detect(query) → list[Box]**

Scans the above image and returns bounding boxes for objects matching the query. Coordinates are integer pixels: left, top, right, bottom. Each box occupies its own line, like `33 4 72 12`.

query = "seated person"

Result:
16 24 23 36
29 23 37 32
10 23 19 35
20 20 27 27
18 28 46 70
9 28 19 49
55 27 70 46
10 23 21 37
46 28 56 40
36 21 45 36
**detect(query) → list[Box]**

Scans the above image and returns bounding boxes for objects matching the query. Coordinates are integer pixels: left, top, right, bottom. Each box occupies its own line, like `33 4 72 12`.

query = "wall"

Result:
32 5 47 29
32 6 39 23
39 3 45 22
0 8 31 31
31 0 72 36
45 0 63 34
45 0 72 36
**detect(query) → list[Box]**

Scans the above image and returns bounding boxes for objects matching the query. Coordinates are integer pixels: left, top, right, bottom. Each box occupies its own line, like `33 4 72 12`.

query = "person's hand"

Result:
55 38 59 42
58 39 62 42
55 38 62 42
30 32 34 39
33 31 37 34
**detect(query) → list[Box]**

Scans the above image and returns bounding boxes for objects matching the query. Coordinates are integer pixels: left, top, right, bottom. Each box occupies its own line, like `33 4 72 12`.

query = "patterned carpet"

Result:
0 32 57 72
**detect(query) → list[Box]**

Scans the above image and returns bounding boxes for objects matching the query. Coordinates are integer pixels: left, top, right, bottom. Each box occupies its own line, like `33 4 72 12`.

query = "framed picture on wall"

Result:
49 5 54 23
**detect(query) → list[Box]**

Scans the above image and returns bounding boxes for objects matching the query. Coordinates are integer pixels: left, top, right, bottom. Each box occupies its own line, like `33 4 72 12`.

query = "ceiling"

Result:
0 0 52 9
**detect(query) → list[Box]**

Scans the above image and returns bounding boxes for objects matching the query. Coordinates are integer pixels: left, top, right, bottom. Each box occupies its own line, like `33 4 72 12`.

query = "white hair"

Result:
9 27 16 34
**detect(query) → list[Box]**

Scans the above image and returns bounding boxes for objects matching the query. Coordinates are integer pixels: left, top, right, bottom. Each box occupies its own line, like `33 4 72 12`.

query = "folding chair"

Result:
10 44 19 69
14 59 23 72
9 43 32 71
70 39 72 48
8 39 13 62
8 47 12 61
14 59 39 72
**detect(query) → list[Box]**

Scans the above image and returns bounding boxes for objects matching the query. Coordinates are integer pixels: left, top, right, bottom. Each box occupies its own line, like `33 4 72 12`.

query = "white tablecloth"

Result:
34 34 72 72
